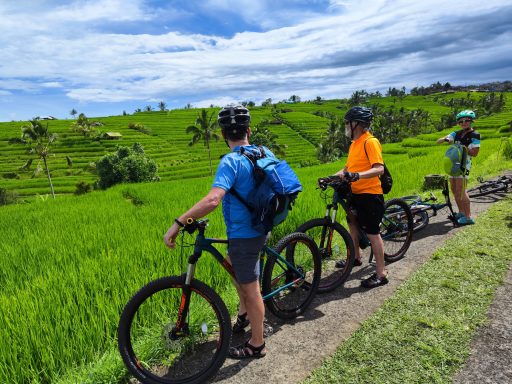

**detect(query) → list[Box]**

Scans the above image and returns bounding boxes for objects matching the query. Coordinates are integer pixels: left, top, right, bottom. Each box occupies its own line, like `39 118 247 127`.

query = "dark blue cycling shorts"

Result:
228 235 267 284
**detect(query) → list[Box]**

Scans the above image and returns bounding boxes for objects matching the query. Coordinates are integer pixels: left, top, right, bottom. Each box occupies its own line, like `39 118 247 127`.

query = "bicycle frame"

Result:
318 186 375 260
174 220 307 331
406 178 457 224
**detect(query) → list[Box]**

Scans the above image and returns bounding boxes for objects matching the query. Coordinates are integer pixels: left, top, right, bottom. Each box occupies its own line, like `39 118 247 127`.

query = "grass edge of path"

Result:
304 197 512 384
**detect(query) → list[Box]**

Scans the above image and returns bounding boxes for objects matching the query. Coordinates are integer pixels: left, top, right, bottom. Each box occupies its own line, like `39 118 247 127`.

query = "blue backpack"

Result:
230 146 302 234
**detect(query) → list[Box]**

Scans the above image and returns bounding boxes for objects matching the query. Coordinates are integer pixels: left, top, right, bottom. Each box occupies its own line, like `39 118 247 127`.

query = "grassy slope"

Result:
1 92 511 197
1 93 512 383
304 198 512 384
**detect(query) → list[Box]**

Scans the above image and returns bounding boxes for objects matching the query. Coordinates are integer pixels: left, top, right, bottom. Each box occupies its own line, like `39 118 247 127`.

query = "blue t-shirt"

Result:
213 145 273 239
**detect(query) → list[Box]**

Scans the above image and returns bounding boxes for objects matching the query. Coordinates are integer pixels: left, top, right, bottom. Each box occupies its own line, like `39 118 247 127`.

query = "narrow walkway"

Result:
453 266 512 384
210 195 504 384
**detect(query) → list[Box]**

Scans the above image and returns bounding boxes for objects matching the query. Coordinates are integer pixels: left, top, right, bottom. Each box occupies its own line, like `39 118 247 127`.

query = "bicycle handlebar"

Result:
317 175 350 190
182 218 209 234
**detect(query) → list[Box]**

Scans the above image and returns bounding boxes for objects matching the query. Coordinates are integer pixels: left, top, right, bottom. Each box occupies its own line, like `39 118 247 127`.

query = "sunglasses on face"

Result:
458 119 473 124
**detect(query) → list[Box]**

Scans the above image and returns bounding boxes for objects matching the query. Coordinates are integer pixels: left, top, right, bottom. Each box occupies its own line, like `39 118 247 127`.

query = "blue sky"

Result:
0 0 511 122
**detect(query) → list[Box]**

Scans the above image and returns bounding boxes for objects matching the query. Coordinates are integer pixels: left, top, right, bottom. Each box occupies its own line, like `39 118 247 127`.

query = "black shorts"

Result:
228 236 267 284
349 194 385 235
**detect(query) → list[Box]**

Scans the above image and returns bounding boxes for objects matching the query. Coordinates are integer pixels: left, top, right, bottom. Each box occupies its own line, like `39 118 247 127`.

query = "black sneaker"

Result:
361 273 388 289
335 259 363 268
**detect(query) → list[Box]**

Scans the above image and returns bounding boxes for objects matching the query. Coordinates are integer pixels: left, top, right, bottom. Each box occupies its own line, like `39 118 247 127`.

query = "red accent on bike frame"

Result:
176 292 187 326
221 259 236 278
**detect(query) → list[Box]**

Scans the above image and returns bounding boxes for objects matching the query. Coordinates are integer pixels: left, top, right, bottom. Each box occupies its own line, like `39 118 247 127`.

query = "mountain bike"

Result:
467 175 512 198
400 176 458 232
295 176 414 293
118 218 321 384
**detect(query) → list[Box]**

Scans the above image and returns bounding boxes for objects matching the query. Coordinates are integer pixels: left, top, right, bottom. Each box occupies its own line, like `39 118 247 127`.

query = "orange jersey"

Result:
345 132 383 194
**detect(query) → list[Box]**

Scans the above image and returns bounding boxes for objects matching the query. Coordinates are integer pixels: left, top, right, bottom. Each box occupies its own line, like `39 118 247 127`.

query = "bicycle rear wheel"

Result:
467 182 507 197
380 198 414 262
296 218 355 293
262 232 321 319
118 276 231 384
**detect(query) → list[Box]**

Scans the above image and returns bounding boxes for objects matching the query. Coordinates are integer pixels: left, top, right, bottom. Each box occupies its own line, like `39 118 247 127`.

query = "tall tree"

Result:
21 119 57 198
158 101 167 111
70 108 77 118
186 109 220 176
71 113 100 137
250 119 286 156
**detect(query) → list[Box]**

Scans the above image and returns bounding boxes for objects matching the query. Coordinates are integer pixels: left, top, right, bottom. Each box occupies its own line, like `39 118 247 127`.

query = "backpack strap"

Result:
229 146 267 213
363 137 382 165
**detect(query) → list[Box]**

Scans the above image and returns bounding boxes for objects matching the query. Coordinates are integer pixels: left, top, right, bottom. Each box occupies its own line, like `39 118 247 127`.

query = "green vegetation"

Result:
96 143 159 189
2 92 512 199
1 91 512 383
304 198 512 384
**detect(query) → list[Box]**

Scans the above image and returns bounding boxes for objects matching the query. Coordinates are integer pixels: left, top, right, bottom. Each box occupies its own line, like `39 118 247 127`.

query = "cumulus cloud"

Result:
0 0 511 119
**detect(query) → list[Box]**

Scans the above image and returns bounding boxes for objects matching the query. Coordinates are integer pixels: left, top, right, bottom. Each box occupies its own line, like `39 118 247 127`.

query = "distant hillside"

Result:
1 93 511 198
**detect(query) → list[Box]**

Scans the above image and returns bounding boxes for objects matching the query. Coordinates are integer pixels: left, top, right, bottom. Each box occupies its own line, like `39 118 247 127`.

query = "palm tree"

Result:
70 108 77 118
251 119 286 156
21 119 58 198
158 101 167 111
71 113 97 137
186 109 219 176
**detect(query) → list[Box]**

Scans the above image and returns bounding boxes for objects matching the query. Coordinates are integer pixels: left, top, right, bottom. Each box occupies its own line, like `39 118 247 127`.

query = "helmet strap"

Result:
349 121 359 139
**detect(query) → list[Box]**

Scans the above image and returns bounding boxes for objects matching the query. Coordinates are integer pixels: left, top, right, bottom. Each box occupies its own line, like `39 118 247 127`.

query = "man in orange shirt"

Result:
334 106 387 288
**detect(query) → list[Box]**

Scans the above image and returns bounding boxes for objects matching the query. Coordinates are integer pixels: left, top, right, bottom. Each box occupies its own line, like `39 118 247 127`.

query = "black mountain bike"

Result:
296 176 414 293
118 219 321 384
467 175 512 198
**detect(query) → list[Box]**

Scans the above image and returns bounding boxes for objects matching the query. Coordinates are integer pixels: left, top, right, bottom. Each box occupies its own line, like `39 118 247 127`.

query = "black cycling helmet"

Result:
344 106 373 124
217 104 251 131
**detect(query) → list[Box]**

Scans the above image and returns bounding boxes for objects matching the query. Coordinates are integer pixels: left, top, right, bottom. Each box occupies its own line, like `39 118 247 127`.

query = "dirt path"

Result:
209 190 511 384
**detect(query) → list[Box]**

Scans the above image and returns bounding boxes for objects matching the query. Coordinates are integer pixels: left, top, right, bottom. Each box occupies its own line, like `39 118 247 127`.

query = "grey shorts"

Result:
228 235 267 284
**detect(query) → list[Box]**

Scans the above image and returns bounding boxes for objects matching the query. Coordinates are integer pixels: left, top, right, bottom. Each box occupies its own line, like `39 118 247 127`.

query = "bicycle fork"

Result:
319 204 336 257
170 252 200 340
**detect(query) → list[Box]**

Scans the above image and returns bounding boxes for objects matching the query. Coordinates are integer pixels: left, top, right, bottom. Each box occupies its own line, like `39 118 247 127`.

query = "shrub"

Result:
0 188 18 205
3 172 20 179
502 138 512 160
128 122 152 135
96 143 159 189
74 181 92 195
408 150 428 158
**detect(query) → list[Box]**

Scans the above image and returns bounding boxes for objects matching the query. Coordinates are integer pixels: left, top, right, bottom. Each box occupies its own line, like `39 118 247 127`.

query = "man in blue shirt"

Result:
164 104 267 359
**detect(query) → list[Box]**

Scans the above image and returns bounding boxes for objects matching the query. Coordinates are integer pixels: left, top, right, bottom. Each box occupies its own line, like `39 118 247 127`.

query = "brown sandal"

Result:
228 341 266 359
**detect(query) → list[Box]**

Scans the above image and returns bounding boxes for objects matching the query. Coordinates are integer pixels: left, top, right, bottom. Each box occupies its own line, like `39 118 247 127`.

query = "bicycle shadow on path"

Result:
209 190 509 384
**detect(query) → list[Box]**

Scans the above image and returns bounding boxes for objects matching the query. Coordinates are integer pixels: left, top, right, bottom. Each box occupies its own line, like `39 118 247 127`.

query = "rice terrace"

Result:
1 87 512 383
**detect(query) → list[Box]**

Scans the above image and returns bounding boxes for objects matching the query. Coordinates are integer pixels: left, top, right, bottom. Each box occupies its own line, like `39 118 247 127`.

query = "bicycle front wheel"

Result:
381 198 414 263
412 210 429 232
118 276 231 384
467 182 507 197
262 232 321 319
296 218 355 293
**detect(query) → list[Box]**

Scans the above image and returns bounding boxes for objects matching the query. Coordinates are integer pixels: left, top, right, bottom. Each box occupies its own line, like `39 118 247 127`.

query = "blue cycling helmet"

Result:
456 110 476 121
344 106 373 124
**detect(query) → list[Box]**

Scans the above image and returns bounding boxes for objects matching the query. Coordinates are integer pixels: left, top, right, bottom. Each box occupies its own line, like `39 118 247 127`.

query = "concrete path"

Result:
209 192 510 384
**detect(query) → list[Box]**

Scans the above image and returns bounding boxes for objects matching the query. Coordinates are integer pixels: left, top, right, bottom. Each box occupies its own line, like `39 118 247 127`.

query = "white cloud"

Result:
0 0 511 114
